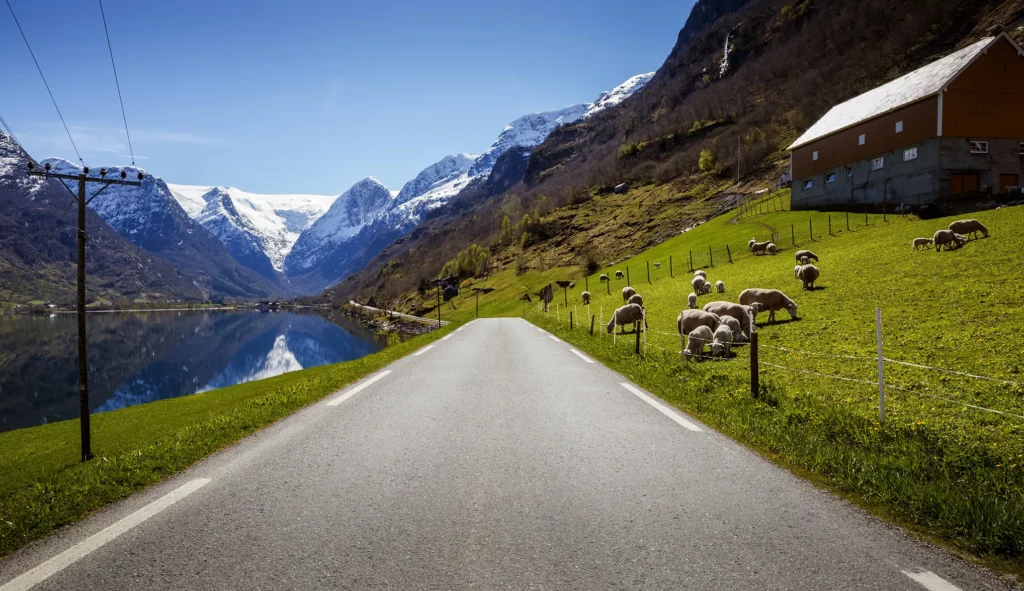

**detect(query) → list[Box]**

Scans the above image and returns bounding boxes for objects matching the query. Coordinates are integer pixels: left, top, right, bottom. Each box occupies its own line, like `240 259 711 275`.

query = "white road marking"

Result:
619 383 702 432
569 349 595 363
548 335 561 342
0 478 210 591
441 334 452 341
326 370 392 407
902 570 962 591
413 345 434 356
536 328 545 333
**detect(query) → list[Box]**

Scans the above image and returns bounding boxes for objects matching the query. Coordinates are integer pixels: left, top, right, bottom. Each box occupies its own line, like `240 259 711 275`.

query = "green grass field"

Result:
0 325 453 558
444 196 1024 567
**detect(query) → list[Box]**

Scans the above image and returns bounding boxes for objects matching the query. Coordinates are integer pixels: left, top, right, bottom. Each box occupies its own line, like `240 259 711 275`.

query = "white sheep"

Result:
933 229 967 251
691 276 707 295
694 270 707 279
581 291 591 304
794 250 819 263
653 262 661 268
606 303 644 334
712 324 734 358
795 264 820 290
627 293 644 307
799 255 809 264
912 238 934 251
622 286 637 303
751 241 771 255
677 309 722 336
615 270 625 279
684 325 714 362
715 280 725 294
766 243 778 255
739 288 799 323
687 293 697 309
718 315 748 343
948 219 989 240
702 301 753 341
748 237 757 251
599 274 609 282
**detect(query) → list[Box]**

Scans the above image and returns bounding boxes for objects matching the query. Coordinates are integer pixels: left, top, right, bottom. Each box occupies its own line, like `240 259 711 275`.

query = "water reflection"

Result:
0 310 384 433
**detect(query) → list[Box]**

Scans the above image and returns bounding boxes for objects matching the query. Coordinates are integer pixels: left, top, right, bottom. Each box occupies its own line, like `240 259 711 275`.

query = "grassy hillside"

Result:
433 198 1024 566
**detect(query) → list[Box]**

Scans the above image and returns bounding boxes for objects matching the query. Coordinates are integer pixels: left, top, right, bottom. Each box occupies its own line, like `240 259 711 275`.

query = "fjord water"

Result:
0 310 385 433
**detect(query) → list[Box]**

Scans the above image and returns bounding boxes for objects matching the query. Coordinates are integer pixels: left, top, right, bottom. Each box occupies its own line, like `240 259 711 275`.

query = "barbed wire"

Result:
760 361 879 386
761 343 875 361
883 358 1020 387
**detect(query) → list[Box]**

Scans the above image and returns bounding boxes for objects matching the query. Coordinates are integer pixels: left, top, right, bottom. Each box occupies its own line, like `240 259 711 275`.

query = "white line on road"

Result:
441 334 452 341
548 335 561 342
569 349 595 363
619 383 702 432
414 345 434 356
0 478 210 591
902 571 962 591
326 371 393 407
536 328 545 333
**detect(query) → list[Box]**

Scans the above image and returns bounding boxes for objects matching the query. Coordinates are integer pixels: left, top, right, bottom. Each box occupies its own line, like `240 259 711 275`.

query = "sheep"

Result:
622 286 637 303
795 264 820 290
694 269 707 279
581 291 591 305
799 255 809 264
653 262 661 268
751 241 771 255
766 243 778 256
719 315 748 343
948 219 989 240
738 288 799 323
702 301 753 341
683 325 714 362
677 309 722 336
933 229 967 251
627 293 644 307
606 303 644 334
599 274 609 282
748 237 757 252
712 324 734 358
700 281 712 295
687 293 697 309
691 276 707 295
569 282 576 289
912 237 934 251
794 250 819 263
615 270 625 279
716 280 725 294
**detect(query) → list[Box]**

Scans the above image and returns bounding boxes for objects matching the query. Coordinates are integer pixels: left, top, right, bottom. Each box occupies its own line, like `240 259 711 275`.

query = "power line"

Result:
4 0 85 165
0 113 25 151
97 0 134 165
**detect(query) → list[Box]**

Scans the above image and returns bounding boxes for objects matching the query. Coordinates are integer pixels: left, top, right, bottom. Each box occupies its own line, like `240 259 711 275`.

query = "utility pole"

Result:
28 162 142 462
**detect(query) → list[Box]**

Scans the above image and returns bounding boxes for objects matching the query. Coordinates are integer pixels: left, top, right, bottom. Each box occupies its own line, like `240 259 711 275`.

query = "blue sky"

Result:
3 0 692 195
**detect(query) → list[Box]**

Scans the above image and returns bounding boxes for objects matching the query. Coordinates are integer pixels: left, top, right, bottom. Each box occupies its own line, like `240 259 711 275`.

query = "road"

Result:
0 318 1010 590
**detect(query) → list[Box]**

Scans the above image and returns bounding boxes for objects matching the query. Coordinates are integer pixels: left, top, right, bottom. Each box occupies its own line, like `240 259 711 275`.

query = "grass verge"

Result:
0 323 453 558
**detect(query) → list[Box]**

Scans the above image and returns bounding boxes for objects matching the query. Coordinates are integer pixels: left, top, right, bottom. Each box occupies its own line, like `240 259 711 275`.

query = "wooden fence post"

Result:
726 244 732 263
828 215 832 236
709 246 714 267
669 255 673 277
877 308 885 424
846 211 850 231
635 323 641 355
689 251 694 272
809 218 814 241
791 224 795 246
647 261 651 284
750 330 759 397
626 266 630 286
590 314 595 336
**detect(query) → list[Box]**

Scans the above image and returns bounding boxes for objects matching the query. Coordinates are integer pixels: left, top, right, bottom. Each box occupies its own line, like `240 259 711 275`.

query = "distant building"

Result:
789 32 1024 210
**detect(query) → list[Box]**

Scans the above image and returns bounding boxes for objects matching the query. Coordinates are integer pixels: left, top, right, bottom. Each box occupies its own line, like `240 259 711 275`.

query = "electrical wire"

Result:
5 0 84 165
97 0 134 165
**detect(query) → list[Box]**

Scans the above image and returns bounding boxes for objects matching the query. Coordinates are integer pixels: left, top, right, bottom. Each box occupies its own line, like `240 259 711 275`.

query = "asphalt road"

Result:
0 318 1012 590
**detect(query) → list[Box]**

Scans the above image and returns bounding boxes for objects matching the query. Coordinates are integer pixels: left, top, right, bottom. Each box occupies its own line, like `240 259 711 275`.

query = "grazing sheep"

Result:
716 280 725 294
766 243 778 256
692 276 708 295
694 269 707 279
653 262 661 268
751 241 771 255
606 303 645 334
719 315 748 343
600 274 609 282
622 286 637 303
700 281 712 295
948 219 989 240
569 282 576 289
933 229 967 251
702 301 753 340
799 255 809 264
912 237 934 251
687 293 697 309
739 288 799 323
677 309 722 336
712 324 734 358
748 238 757 252
795 264 820 290
615 270 625 279
683 325 714 361
627 293 644 307
581 291 591 305
794 250 819 263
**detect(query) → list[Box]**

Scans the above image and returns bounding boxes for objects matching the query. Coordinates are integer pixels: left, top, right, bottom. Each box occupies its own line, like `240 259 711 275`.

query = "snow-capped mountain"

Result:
584 72 655 118
395 153 477 205
284 177 393 275
470 104 590 176
174 185 334 278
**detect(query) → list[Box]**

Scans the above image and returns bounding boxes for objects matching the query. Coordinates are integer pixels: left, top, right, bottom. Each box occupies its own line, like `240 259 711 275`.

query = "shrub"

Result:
698 148 717 172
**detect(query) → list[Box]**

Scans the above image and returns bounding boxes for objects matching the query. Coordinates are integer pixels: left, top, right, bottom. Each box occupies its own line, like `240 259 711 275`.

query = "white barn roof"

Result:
788 36 1003 150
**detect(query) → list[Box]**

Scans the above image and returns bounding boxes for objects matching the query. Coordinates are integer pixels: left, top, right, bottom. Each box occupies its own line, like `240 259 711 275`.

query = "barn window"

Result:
895 121 904 133
859 134 866 145
826 172 836 183
903 147 918 162
969 140 989 154
803 179 813 189
871 157 884 170
846 166 853 177
812 150 819 161
1019 141 1024 155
